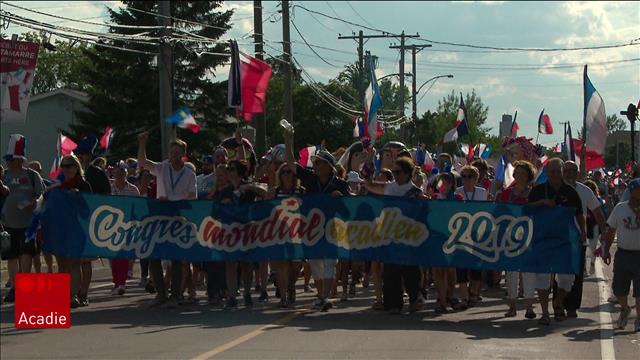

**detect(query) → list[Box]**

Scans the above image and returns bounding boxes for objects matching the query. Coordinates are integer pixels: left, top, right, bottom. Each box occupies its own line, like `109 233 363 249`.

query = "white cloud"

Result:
532 1 640 80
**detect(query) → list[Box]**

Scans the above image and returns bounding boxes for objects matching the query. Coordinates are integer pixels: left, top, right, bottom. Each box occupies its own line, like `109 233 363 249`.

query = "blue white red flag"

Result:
99 127 114 150
443 93 468 143
538 109 553 135
363 55 383 143
166 108 201 133
299 145 321 168
583 66 607 156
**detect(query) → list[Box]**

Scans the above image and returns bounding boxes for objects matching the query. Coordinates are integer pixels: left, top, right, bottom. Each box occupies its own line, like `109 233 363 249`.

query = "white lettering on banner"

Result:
88 205 198 258
326 208 429 249
198 198 325 251
443 211 533 262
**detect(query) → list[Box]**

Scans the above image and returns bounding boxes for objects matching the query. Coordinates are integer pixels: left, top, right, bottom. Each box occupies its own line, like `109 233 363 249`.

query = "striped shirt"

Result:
111 181 140 196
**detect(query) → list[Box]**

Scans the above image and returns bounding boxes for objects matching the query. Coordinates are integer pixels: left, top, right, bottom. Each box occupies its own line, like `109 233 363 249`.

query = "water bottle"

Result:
279 119 294 133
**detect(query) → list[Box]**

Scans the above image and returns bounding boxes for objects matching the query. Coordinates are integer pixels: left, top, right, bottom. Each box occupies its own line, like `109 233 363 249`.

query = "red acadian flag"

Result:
240 56 272 121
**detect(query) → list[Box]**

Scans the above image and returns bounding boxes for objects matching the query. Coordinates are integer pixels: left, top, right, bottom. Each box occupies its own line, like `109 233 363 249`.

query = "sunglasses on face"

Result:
462 174 475 179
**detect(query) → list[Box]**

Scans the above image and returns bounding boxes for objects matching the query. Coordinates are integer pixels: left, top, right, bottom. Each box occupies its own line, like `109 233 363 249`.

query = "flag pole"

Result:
580 65 588 179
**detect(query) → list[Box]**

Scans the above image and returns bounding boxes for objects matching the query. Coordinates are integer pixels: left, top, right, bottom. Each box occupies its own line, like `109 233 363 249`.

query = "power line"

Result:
345 1 376 30
127 6 231 32
290 19 340 68
293 3 640 53
325 1 353 33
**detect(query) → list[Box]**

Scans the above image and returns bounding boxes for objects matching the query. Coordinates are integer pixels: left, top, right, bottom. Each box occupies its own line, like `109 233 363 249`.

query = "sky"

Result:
3 1 639 148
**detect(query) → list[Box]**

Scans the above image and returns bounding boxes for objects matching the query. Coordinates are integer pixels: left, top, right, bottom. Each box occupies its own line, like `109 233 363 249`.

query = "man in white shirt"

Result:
562 161 606 318
138 132 197 308
603 179 640 332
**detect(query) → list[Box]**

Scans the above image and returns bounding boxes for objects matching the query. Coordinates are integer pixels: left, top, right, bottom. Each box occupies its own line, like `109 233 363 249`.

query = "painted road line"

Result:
190 309 308 360
594 258 615 360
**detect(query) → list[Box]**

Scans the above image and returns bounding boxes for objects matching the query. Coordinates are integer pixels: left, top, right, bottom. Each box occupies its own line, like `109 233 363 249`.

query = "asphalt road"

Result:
1 258 638 360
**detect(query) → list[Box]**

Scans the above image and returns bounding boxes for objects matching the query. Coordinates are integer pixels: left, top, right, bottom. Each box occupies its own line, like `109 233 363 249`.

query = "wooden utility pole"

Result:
158 0 175 159
253 0 266 155
388 36 423 143
281 0 293 127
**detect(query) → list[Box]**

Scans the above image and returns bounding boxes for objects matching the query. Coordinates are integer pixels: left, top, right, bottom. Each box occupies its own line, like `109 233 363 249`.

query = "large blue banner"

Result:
41 189 581 274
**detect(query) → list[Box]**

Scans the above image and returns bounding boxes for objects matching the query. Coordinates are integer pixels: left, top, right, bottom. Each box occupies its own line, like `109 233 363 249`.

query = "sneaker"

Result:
525 309 536 319
111 286 119 296
224 298 238 309
321 300 333 312
312 298 324 309
304 285 311 293
145 281 156 294
149 296 168 308
566 310 578 318
70 296 80 309
608 295 618 303
3 287 15 303
78 296 89 307
258 291 268 303
287 292 296 305
127 270 134 280
616 307 631 330
244 293 253 307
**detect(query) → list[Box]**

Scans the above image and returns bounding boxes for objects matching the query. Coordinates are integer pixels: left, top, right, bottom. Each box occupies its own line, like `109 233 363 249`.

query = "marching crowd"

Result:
1 125 639 333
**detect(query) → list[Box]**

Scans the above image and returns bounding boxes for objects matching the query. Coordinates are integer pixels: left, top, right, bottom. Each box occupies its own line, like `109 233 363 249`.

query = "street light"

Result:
377 73 413 82
416 74 454 96
409 74 454 145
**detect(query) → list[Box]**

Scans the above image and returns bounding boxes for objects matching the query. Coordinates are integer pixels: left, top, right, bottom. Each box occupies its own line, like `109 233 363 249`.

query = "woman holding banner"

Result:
364 157 424 314
267 162 305 308
54 154 92 308
497 160 537 319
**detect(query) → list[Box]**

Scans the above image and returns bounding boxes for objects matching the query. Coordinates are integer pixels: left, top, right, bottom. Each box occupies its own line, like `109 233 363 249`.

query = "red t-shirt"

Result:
498 187 528 205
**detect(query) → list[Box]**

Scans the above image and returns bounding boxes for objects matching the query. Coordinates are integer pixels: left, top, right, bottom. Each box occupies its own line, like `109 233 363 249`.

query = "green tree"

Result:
72 1 232 161
12 32 91 95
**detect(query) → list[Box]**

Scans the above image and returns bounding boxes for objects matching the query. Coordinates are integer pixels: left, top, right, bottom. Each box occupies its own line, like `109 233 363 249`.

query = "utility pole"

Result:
281 0 293 127
388 33 421 143
411 45 431 144
158 1 175 159
253 0 266 155
338 31 399 109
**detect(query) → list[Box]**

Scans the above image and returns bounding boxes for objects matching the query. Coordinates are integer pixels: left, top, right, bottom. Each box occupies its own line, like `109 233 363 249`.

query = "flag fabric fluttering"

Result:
534 155 551 185
239 55 272 121
458 143 474 162
99 127 114 150
474 144 492 159
583 66 607 156
353 114 366 139
495 154 515 187
552 143 561 153
363 54 383 143
573 138 605 170
227 40 242 109
538 109 553 135
443 93 469 143
298 145 321 168
510 111 519 138
166 107 201 133
564 122 576 161
49 133 77 179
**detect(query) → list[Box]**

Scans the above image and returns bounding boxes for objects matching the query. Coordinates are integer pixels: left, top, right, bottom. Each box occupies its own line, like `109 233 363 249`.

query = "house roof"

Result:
30 88 88 104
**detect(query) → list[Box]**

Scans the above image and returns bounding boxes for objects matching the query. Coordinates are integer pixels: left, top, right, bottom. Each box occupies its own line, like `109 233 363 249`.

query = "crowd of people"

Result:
1 126 638 333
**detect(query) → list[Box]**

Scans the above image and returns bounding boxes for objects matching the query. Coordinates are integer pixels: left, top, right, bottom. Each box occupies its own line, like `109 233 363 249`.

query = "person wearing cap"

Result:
620 164 640 203
562 161 607 319
73 134 111 307
138 131 197 309
1 134 45 303
196 155 216 199
109 161 140 296
284 127 349 312
364 156 424 314
602 178 640 332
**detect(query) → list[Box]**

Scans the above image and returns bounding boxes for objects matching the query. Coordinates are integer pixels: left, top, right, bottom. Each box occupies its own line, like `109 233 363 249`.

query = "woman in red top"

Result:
496 160 537 319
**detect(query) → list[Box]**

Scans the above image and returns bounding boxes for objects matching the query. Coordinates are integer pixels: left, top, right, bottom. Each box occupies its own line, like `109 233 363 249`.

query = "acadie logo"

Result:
14 273 70 329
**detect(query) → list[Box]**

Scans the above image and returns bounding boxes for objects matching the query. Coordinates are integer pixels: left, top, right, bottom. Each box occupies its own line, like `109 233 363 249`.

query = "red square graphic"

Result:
14 273 71 329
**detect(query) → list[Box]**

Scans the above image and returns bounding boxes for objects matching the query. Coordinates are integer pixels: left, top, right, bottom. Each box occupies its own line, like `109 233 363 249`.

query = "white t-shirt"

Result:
196 173 216 195
150 160 197 201
574 182 601 216
384 181 416 197
607 201 640 250
455 186 488 201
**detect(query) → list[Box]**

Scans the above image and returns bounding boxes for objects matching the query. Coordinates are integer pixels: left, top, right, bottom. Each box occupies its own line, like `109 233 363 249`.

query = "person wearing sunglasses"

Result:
364 157 425 314
284 127 349 312
265 162 305 308
454 165 488 308
214 159 266 309
54 154 92 308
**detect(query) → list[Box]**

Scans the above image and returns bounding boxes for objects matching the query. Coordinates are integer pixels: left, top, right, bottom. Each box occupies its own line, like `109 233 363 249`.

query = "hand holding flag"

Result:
165 107 201 133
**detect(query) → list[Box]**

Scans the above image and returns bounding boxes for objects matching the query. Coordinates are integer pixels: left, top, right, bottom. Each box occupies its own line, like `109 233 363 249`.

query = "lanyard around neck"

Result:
465 187 476 201
169 165 186 193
